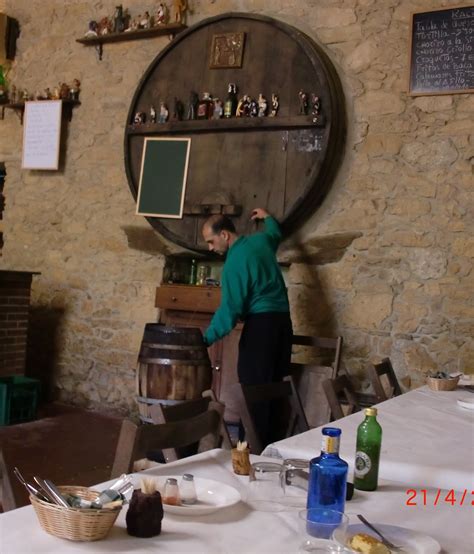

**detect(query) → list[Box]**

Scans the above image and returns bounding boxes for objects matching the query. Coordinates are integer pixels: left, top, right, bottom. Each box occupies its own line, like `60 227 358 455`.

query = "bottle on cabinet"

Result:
224 83 238 118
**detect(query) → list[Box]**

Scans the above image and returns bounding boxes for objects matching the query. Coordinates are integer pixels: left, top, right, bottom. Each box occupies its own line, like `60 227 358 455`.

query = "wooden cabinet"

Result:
155 284 242 422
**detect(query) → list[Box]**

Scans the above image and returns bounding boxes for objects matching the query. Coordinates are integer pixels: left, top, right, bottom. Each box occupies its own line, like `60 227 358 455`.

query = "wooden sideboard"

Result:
155 284 242 422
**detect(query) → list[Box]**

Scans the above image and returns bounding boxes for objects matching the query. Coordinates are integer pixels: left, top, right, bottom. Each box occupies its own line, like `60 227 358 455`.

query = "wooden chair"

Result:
368 358 402 403
151 394 232 462
290 335 343 427
237 378 310 455
322 375 361 421
110 407 223 478
0 448 26 512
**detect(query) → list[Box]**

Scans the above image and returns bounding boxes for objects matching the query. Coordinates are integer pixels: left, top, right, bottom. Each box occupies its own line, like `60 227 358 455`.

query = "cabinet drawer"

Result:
156 285 221 313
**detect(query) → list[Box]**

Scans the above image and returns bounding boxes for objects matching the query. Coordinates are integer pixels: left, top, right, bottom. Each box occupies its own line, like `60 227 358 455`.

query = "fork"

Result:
357 514 404 551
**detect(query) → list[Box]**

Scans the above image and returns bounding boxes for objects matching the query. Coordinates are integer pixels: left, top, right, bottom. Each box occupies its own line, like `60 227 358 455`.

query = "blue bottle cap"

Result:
322 427 342 437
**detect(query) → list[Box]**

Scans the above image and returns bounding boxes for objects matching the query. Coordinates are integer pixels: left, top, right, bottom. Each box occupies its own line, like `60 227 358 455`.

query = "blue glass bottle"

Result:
307 427 348 517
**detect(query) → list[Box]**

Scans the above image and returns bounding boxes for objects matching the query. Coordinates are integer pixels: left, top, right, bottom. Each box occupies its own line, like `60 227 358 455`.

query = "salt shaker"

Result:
162 478 180 505
180 474 197 505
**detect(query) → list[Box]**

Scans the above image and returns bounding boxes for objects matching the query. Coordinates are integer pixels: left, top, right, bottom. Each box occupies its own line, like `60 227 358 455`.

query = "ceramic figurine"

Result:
212 98 223 119
236 94 250 117
69 79 81 101
150 105 157 123
43 87 51 100
113 4 126 33
173 97 184 121
270 93 279 117
187 91 199 120
133 111 146 124
155 3 168 25
140 11 151 29
159 102 169 123
22 89 30 101
51 86 60 100
249 98 258 117
59 82 70 100
310 93 321 123
298 89 309 115
98 16 112 35
85 20 98 37
257 93 267 117
173 0 188 23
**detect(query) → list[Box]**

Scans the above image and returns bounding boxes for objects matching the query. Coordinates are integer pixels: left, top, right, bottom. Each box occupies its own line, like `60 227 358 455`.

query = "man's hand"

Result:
250 208 270 220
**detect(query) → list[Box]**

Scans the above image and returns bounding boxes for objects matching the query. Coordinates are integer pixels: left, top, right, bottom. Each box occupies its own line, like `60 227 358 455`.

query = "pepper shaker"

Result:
162 478 180 505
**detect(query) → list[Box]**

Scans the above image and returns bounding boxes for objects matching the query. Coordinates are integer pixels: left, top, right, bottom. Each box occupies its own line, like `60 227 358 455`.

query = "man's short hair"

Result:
205 214 236 235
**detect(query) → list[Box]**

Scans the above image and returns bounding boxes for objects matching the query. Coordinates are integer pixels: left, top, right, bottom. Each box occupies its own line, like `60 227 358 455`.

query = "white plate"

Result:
334 523 441 554
457 398 474 410
133 475 241 516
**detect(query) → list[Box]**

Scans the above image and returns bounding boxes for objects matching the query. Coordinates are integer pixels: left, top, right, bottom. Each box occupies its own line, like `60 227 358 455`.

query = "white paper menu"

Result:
22 100 62 170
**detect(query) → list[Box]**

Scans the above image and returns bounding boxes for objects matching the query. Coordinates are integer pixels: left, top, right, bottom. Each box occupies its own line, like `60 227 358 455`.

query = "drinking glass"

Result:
246 461 285 512
279 458 309 507
298 509 351 553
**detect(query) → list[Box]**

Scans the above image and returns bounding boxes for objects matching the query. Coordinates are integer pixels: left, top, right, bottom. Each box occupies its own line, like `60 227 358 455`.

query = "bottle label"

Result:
321 435 340 454
354 451 372 477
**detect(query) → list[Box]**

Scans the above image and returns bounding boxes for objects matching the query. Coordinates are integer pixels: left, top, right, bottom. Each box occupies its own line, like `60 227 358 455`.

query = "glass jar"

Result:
196 264 210 286
180 474 197 505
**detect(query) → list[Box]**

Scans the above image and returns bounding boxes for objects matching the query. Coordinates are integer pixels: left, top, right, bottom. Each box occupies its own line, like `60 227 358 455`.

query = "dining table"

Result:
1 448 473 553
263 385 474 492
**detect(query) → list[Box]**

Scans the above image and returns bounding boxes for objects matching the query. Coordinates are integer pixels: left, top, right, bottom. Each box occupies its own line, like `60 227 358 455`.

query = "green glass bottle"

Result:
353 407 382 491
189 259 197 285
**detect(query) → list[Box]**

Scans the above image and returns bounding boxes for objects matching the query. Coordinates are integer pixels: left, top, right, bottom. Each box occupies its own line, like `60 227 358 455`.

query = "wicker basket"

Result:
426 375 460 391
30 486 121 541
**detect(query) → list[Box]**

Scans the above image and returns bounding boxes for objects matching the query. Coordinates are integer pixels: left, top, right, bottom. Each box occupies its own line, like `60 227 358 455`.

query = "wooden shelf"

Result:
1 99 81 124
76 24 187 60
126 115 325 136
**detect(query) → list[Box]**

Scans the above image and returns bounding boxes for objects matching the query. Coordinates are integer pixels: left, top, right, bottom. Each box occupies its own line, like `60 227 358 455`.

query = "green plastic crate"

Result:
0 376 41 426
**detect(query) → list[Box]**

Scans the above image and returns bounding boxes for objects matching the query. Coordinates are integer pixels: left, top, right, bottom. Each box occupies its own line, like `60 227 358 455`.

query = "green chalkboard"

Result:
136 137 191 218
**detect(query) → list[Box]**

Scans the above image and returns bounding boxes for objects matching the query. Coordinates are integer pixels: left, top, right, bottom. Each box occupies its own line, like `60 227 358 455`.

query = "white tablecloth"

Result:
263 386 474 491
1 449 473 553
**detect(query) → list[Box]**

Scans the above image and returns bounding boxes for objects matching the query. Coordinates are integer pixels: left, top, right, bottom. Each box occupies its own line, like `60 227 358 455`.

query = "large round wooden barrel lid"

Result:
124 12 346 253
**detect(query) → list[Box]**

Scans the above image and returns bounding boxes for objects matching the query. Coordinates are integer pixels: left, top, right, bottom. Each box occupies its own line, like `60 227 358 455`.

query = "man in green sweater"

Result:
202 208 293 444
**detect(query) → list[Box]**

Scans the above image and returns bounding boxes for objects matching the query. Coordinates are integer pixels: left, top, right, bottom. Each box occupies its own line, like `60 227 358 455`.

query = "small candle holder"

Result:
231 444 251 475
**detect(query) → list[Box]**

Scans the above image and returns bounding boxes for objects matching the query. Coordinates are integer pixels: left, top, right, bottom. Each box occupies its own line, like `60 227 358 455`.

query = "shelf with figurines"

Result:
1 81 81 124
126 89 325 136
76 3 188 60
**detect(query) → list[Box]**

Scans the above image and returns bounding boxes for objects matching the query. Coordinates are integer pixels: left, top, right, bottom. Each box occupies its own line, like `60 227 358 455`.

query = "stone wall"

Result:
0 0 472 412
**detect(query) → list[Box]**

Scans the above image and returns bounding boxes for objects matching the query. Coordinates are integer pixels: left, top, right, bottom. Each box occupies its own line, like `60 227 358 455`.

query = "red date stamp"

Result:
406 489 473 506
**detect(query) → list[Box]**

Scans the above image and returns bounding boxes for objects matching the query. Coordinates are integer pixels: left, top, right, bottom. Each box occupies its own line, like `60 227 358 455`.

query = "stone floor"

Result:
0 403 123 511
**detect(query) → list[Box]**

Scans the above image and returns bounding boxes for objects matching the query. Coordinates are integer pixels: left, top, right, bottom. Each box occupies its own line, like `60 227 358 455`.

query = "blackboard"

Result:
136 137 191 218
409 6 474 95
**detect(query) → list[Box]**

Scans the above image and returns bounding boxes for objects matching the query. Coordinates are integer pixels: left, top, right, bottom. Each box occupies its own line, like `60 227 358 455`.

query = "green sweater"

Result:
204 216 289 346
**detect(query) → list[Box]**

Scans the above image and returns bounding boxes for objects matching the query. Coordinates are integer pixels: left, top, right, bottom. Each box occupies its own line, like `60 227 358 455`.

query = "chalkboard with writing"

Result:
409 6 474 95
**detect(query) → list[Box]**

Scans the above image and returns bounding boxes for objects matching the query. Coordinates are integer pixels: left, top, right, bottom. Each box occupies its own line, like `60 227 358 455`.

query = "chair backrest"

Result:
0 448 27 512
322 375 361 421
152 395 231 462
290 335 343 427
110 408 222 479
237 377 310 455
368 358 402 402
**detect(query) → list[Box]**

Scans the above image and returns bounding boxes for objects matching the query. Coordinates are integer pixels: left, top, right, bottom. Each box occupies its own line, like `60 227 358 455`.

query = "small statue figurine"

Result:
113 4 126 33
187 91 199 120
269 93 279 117
159 102 169 123
133 111 146 124
236 94 250 117
173 97 184 121
257 93 267 117
173 0 188 24
155 3 168 25
249 98 258 117
51 86 61 100
98 16 112 35
59 82 70 100
69 79 81 101
22 89 30 101
212 98 223 119
298 89 309 115
150 105 157 123
310 93 321 124
43 87 51 100
85 20 98 37
140 11 151 29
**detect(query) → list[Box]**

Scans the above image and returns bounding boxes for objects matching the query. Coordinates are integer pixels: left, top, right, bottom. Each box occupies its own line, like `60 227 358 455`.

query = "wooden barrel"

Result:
136 324 212 422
